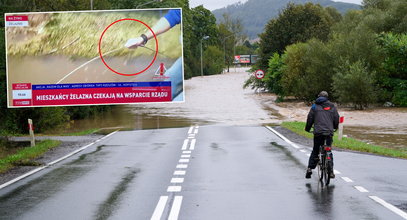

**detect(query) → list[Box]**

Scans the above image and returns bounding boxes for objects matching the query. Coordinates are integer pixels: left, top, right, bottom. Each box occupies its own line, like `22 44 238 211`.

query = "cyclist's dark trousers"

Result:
308 134 334 170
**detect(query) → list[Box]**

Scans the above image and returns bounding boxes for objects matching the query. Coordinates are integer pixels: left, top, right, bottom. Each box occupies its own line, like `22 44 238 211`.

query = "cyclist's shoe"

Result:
305 168 312 179
329 171 335 179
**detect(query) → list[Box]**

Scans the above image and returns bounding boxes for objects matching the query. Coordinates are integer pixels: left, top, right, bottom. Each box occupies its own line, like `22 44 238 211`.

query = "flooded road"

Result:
60 67 407 150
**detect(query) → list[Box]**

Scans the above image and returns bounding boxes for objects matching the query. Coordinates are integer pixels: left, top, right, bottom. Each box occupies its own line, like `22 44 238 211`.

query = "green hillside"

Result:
213 0 361 39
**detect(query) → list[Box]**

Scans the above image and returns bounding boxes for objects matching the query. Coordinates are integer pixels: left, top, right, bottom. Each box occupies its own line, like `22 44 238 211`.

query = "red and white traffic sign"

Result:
255 69 265 79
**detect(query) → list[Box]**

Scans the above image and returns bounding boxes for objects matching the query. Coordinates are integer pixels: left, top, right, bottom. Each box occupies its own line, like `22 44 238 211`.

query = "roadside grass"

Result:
281 121 407 159
0 140 61 173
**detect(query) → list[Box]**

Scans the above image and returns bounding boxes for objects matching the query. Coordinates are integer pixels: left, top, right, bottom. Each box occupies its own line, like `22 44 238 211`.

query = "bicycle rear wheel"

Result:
317 153 324 183
323 157 331 186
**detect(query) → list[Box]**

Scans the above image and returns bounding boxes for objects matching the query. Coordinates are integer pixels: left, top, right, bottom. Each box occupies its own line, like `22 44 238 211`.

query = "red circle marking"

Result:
98 18 158 76
255 69 265 79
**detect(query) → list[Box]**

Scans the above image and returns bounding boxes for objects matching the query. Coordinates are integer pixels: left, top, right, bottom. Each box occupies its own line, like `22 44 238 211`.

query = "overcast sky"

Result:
189 0 363 11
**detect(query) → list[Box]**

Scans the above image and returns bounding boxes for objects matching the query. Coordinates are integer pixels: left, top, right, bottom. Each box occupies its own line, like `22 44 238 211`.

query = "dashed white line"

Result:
151 196 168 220
354 186 369 193
181 154 191 158
179 159 190 163
188 126 194 134
264 125 407 219
190 139 196 150
181 139 189 150
341 177 354 183
174 170 186 175
168 196 183 220
369 196 407 219
167 186 182 192
171 178 184 183
176 164 188 169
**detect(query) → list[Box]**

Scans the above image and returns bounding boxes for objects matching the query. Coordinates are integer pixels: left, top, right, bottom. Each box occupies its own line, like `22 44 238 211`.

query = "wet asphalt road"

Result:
0 125 406 220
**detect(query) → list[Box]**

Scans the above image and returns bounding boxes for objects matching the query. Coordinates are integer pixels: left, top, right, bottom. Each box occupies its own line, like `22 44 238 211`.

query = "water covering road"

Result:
0 126 406 219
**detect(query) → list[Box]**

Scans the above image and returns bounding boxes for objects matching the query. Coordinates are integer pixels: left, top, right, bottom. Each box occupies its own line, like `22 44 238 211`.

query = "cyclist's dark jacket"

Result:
305 97 339 135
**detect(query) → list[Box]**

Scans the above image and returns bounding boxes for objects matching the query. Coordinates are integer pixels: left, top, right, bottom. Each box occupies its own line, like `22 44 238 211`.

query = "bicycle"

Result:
317 140 333 186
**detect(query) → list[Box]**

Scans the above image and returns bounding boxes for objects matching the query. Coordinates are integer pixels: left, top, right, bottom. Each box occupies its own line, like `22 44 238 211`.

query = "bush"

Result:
203 46 224 75
264 53 284 96
333 60 378 109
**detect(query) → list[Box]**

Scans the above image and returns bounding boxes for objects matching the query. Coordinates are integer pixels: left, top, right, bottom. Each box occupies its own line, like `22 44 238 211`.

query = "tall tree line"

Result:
246 0 407 109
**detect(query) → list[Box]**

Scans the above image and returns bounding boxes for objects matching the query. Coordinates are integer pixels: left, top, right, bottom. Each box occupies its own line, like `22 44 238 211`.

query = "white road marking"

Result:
150 196 168 220
174 170 186 175
168 196 183 220
190 139 196 150
0 167 46 190
369 196 407 219
181 139 189 150
0 130 119 190
341 177 354 183
188 136 195 139
265 126 300 149
306 153 311 157
354 186 369 193
188 126 194 134
194 129 199 134
300 149 307 153
264 125 407 219
176 164 188 169
167 186 182 192
179 159 190 163
195 126 199 129
181 154 191 158
171 178 184 183
183 151 192 154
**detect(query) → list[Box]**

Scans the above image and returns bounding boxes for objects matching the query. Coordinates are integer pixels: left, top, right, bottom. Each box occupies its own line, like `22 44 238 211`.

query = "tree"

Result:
185 5 220 78
203 46 223 75
264 53 284 96
377 33 407 106
217 13 245 72
333 61 377 109
257 3 340 71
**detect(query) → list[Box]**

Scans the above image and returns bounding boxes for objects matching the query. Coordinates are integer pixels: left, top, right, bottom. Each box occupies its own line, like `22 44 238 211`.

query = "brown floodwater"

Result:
57 105 210 134
345 126 407 150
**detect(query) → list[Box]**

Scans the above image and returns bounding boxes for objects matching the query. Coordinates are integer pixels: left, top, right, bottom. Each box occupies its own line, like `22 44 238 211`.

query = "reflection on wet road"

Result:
1 126 406 219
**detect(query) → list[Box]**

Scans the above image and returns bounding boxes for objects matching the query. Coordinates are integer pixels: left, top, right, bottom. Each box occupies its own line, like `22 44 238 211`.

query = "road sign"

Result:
255 69 265 79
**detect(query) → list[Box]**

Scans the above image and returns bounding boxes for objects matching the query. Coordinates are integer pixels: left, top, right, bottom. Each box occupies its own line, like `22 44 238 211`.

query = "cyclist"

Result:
305 91 339 179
